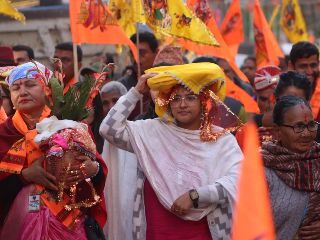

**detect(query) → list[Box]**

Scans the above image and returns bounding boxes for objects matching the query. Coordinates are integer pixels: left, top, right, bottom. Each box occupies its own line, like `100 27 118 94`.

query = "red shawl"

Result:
262 141 320 227
262 141 320 192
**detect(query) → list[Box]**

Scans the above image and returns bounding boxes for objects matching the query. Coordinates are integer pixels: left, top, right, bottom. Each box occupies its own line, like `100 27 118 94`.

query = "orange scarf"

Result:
0 106 81 228
310 77 320 119
0 107 50 173
0 107 7 124
63 77 76 94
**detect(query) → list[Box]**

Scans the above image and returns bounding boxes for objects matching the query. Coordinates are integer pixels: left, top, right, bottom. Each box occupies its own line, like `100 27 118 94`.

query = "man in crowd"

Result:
288 41 320 119
241 56 256 87
53 42 82 93
12 45 35 65
217 58 255 97
119 31 158 90
289 41 319 91
253 66 281 124
118 32 159 119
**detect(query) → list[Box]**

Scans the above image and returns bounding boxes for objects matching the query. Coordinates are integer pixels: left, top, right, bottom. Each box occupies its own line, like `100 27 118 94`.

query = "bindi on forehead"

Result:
299 104 308 122
284 103 311 124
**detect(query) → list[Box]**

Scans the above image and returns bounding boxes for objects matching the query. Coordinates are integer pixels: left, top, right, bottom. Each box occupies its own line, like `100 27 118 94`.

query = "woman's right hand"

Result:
134 73 158 94
21 157 58 191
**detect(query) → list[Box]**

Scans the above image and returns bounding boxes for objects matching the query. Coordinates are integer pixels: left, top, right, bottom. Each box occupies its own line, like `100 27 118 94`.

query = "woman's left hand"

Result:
171 192 193 216
77 156 98 178
299 221 320 240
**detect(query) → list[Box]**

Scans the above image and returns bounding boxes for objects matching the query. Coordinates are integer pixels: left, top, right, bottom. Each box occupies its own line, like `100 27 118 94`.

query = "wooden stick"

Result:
136 23 143 115
73 43 79 82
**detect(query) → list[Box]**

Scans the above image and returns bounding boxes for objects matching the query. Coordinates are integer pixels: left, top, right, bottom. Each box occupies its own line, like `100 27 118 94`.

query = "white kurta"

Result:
102 141 137 240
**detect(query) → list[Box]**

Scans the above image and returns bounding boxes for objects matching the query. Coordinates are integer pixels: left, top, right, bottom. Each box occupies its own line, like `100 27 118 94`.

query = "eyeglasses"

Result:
170 94 199 107
280 121 319 133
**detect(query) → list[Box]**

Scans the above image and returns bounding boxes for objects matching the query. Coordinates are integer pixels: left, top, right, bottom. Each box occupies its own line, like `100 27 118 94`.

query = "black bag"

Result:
84 217 106 240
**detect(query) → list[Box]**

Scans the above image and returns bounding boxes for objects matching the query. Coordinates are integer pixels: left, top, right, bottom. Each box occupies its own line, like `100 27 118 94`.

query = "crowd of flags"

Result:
0 0 311 65
0 0 313 239
69 0 309 73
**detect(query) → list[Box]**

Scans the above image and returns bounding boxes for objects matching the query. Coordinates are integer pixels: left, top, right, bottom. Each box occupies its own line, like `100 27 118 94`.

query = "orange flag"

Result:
310 77 320 119
69 0 138 61
227 44 240 59
220 0 244 57
185 0 249 83
253 0 283 68
226 77 259 113
232 122 275 240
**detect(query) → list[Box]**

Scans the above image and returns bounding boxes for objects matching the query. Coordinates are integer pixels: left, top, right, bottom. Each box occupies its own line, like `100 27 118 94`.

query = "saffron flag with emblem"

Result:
280 0 308 43
108 0 145 37
232 122 276 240
184 0 249 83
220 0 244 57
253 0 283 68
143 0 219 46
69 0 138 61
0 0 25 23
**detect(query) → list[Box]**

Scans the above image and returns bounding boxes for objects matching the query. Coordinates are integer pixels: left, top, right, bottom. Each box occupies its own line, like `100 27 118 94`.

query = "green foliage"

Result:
48 77 64 118
48 75 95 121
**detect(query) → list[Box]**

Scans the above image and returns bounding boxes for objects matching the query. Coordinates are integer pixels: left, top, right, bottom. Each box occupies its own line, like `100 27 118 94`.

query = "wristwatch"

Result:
189 189 199 208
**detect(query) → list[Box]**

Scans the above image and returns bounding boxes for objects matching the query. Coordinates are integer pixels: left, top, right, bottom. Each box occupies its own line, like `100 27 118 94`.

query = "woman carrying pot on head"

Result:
100 63 243 239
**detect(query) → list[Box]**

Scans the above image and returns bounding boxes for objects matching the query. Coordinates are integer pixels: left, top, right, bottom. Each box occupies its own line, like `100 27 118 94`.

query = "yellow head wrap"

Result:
145 62 226 120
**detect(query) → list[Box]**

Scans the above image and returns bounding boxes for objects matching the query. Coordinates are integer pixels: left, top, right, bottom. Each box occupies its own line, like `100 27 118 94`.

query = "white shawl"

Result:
127 119 243 221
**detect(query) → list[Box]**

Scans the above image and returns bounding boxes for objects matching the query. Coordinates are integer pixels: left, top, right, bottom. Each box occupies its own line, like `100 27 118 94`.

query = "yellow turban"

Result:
145 62 226 119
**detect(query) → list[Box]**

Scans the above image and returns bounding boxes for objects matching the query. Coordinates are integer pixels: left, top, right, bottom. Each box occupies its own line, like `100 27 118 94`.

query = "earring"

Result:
200 111 205 121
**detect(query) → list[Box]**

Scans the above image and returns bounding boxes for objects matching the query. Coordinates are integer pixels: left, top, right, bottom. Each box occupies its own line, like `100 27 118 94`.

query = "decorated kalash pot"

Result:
34 59 113 210
35 117 100 210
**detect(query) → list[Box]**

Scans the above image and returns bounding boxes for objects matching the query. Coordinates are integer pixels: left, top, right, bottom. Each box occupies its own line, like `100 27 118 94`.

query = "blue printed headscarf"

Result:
6 61 53 86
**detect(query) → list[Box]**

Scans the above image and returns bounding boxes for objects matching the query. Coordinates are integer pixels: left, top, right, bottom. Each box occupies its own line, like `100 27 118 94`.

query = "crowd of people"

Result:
0 30 320 240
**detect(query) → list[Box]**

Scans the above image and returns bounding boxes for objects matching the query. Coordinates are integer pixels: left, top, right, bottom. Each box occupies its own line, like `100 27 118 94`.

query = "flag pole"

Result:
136 24 141 78
136 23 143 115
73 43 79 82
